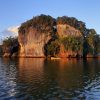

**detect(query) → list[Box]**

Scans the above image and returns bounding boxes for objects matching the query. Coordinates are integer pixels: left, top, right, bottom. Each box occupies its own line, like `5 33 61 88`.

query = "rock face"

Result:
3 45 19 57
18 27 52 57
2 37 19 57
2 15 99 58
3 46 12 57
18 24 82 58
57 24 82 57
57 24 82 37
18 15 86 58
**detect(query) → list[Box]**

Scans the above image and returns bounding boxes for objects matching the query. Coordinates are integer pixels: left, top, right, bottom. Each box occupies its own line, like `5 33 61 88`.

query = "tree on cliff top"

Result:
19 14 87 36
18 14 100 57
2 37 19 53
57 16 86 35
3 37 18 47
87 29 100 55
19 14 56 34
61 36 83 52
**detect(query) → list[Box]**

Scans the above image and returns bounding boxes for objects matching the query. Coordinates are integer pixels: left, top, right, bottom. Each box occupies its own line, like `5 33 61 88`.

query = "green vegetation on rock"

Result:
87 29 100 56
57 16 86 35
2 37 19 55
19 14 56 34
44 39 60 57
60 36 83 52
2 14 100 58
3 37 18 47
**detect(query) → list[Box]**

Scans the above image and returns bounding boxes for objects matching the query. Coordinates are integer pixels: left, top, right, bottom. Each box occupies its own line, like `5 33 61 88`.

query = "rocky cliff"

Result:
57 24 82 37
18 22 82 57
57 24 82 57
18 15 56 57
16 14 99 58
2 37 19 57
18 27 52 57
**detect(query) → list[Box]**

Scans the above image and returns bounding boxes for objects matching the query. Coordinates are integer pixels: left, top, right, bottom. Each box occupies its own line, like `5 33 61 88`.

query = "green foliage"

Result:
60 36 83 52
87 29 100 55
83 37 89 58
18 14 100 57
45 40 60 57
2 36 19 54
19 15 87 36
3 36 18 47
19 14 56 34
57 16 86 35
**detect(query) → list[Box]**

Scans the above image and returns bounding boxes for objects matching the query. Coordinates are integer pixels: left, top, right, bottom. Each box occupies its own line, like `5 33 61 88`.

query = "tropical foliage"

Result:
87 29 100 55
2 37 19 54
57 16 86 35
3 37 18 47
19 14 56 34
44 40 60 57
2 14 100 57
60 36 83 52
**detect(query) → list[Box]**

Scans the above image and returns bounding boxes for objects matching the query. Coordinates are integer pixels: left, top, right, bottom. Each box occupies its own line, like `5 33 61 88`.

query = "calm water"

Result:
0 58 100 100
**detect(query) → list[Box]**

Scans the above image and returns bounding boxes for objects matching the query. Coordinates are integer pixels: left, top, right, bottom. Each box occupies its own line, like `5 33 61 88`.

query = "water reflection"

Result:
0 58 100 99
18 58 44 83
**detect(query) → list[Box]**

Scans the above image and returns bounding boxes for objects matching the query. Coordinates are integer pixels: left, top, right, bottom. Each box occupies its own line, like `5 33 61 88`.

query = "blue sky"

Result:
0 0 100 34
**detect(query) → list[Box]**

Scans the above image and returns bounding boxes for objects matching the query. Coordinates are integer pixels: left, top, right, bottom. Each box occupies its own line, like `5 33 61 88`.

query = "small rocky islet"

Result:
1 14 100 58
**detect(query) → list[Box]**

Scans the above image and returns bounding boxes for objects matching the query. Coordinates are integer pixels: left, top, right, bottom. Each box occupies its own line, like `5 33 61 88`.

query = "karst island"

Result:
0 14 100 58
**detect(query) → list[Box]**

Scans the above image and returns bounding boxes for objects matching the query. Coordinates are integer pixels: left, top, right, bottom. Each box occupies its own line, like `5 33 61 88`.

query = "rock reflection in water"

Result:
18 58 44 83
0 58 100 99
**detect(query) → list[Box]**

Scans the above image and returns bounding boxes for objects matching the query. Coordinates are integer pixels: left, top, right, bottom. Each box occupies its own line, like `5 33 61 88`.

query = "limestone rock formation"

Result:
17 15 99 58
2 15 99 58
2 37 19 57
18 14 56 57
18 27 52 57
57 24 82 57
18 24 82 57
57 24 82 38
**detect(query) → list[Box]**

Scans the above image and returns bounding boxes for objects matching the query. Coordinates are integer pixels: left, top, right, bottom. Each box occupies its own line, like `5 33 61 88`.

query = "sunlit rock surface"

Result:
18 27 52 57
18 24 82 57
57 24 82 37
57 24 82 57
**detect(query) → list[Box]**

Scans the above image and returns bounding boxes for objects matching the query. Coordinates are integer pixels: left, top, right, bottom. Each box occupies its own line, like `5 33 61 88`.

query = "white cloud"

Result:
0 25 20 44
7 25 19 36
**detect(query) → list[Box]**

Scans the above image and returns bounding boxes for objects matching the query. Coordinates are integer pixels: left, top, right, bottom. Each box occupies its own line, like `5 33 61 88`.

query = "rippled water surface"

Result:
0 58 100 100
